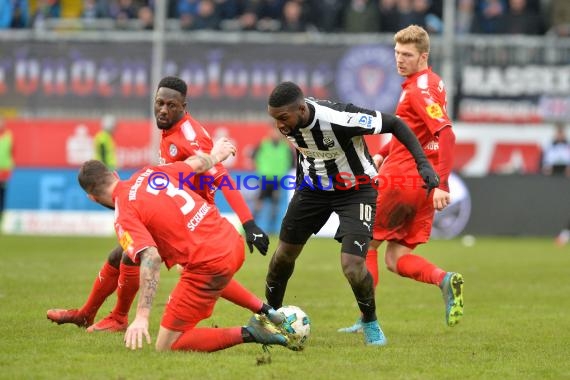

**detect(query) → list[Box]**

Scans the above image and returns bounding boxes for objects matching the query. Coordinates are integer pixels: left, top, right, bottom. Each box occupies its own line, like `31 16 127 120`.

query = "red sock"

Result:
171 327 243 352
396 254 446 285
365 248 379 288
79 261 119 318
221 279 264 313
111 263 140 319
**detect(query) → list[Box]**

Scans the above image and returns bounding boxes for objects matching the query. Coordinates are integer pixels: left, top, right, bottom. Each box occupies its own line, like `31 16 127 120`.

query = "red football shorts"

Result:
160 237 245 332
372 187 435 249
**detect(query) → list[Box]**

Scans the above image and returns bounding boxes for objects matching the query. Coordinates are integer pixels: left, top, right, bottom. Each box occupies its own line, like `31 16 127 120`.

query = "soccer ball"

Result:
277 305 311 351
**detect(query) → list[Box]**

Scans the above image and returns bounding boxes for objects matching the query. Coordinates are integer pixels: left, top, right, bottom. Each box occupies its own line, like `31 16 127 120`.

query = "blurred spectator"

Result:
94 114 118 170
379 0 400 32
541 122 570 177
471 0 506 34
427 0 441 18
342 0 380 33
417 0 443 33
192 0 220 29
0 0 29 28
547 0 570 37
251 127 293 234
307 0 343 32
280 0 305 32
31 0 60 29
178 0 199 29
254 0 285 21
456 0 474 34
424 15 442 33
237 7 257 30
215 0 244 21
0 117 14 224
253 0 285 31
166 0 179 18
394 0 412 28
499 0 543 35
81 0 108 20
107 0 139 28
395 0 437 31
137 4 153 29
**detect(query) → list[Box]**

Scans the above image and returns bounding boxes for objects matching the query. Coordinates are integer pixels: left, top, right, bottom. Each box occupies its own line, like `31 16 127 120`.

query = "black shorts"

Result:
280 185 376 244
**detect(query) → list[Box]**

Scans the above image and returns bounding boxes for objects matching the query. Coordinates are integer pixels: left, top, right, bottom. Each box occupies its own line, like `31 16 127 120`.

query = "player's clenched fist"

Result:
211 137 237 163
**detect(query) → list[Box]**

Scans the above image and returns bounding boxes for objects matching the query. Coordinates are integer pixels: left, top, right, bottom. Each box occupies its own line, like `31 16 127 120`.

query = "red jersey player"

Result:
47 77 275 332
77 139 290 352
339 25 464 335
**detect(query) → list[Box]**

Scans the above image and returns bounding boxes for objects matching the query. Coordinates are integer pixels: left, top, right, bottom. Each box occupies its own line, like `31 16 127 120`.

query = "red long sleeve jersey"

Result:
380 68 453 180
159 112 228 204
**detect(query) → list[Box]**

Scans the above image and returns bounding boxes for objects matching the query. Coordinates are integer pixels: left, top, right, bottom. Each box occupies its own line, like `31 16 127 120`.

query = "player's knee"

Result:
121 252 138 266
340 257 367 284
107 245 123 268
341 263 361 283
384 251 399 273
340 235 369 279
155 339 173 352
156 328 180 351
274 242 303 264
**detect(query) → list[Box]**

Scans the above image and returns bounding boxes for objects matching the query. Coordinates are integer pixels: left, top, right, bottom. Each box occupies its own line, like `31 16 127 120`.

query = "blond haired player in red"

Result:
47 77 276 332
77 139 289 352
339 25 464 334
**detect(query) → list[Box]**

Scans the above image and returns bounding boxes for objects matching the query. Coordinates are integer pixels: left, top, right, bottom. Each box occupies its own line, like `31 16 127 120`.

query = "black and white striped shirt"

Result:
286 98 383 191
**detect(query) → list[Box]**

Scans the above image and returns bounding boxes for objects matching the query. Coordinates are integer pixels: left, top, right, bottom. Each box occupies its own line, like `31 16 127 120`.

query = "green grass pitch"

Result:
1 235 569 379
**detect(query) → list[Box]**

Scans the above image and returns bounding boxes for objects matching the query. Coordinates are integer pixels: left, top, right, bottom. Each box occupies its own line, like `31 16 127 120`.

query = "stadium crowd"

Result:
1 0 569 35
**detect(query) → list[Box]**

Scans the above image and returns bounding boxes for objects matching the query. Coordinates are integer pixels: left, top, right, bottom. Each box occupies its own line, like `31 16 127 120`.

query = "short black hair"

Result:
78 160 114 197
268 81 304 107
157 76 187 97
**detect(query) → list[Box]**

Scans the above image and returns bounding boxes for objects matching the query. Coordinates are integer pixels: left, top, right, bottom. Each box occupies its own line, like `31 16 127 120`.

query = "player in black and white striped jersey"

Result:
263 81 439 346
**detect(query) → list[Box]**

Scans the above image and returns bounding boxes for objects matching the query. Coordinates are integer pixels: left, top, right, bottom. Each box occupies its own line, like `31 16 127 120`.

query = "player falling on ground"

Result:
339 25 464 334
77 138 289 352
47 76 276 332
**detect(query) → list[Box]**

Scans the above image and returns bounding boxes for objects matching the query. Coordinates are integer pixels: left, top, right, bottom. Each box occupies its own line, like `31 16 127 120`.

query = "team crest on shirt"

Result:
169 143 178 157
336 45 402 111
426 103 444 119
323 137 335 148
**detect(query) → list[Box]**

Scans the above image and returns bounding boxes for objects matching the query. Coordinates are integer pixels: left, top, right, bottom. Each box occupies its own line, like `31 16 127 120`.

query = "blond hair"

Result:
394 25 430 54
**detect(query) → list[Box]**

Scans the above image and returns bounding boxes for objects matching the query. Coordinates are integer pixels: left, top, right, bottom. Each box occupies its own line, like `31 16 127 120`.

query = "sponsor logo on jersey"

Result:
358 115 372 128
297 147 342 159
323 137 335 148
426 103 444 119
169 143 178 157
336 45 402 111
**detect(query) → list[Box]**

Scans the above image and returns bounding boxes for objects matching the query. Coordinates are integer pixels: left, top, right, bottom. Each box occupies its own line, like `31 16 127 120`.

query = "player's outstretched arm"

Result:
183 137 236 173
380 113 439 193
124 246 161 351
